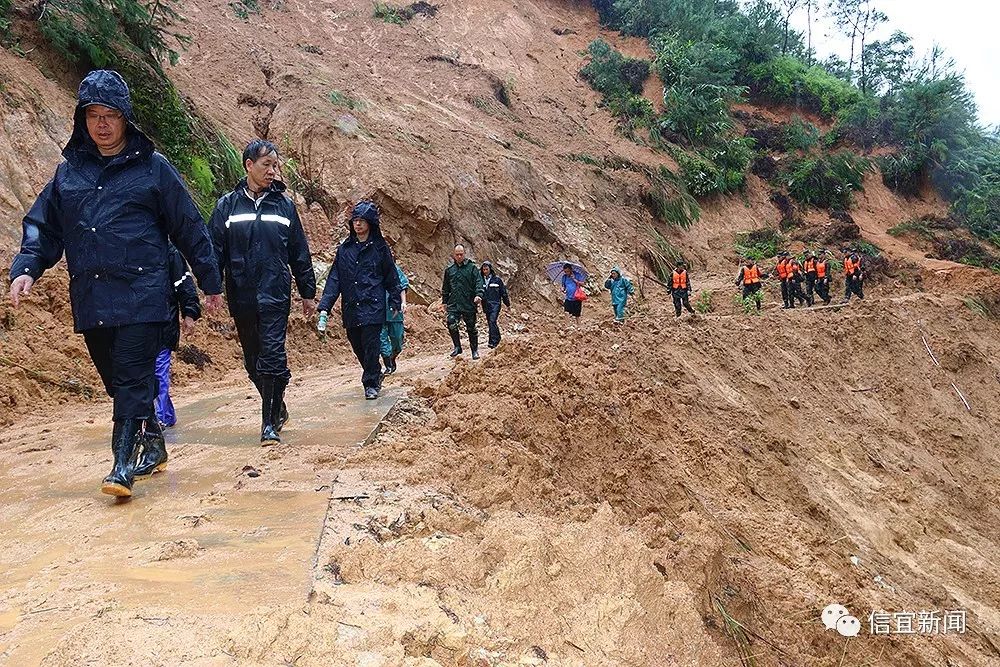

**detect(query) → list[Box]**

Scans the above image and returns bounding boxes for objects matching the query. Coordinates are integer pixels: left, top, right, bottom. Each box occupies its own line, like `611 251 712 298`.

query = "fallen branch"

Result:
0 356 96 398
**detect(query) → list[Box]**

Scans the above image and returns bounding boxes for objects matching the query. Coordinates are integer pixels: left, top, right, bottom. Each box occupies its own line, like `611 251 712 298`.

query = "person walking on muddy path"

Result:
480 261 510 348
843 250 865 302
560 263 586 325
210 139 317 445
380 253 409 375
774 252 791 308
803 252 818 307
814 254 832 305
153 244 202 431
440 244 483 359
604 266 635 324
735 258 767 312
785 257 807 308
318 201 401 400
670 263 695 318
8 70 223 498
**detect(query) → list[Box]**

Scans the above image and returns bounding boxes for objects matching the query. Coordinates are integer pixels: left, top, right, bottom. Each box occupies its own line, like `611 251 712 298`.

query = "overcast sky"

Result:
789 0 999 128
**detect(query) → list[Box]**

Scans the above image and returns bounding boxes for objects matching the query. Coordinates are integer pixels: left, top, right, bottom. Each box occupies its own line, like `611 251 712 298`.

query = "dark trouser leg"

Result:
817 279 830 304
742 284 762 311
446 310 462 353
805 276 815 305
672 292 682 316
83 323 163 495
780 280 789 307
85 323 161 421
854 279 864 299
844 278 853 301
463 310 478 352
254 308 291 381
347 325 384 390
681 290 694 313
233 311 262 387
84 328 116 399
791 280 806 306
485 304 501 347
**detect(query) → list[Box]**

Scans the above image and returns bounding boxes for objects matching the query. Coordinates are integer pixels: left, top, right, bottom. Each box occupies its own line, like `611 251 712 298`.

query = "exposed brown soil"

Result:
2 0 1000 664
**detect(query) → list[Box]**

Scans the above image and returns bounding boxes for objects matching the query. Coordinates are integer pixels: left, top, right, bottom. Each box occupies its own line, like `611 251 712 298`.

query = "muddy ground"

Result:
2 287 1000 666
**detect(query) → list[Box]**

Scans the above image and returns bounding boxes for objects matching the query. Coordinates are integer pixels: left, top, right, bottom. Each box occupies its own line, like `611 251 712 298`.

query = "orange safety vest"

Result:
844 257 860 275
742 265 761 285
775 259 788 279
804 259 817 274
787 261 801 277
816 261 828 278
672 269 689 289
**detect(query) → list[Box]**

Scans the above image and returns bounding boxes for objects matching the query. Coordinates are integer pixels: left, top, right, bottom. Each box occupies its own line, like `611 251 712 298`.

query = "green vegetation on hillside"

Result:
4 0 240 216
583 0 1000 247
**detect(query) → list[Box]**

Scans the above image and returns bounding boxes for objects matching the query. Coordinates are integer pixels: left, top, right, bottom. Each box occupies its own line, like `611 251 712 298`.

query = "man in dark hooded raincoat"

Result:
317 200 401 400
8 70 223 498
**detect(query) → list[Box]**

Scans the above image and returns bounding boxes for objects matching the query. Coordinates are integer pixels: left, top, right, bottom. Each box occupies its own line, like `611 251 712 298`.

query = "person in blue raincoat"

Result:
7 70 222 498
380 257 409 375
317 201 401 400
604 266 635 323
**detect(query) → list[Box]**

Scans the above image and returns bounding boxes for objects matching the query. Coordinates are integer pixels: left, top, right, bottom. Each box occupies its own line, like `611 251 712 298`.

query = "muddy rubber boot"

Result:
389 352 399 374
449 330 462 357
259 375 281 447
270 376 288 438
382 355 394 375
101 419 142 497
134 418 168 479
276 401 288 433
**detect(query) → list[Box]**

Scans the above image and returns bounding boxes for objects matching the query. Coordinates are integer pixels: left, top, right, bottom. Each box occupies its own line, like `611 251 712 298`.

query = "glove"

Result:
317 311 329 333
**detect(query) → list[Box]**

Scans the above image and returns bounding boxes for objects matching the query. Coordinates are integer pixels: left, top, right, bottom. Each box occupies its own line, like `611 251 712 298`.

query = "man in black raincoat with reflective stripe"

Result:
8 70 223 499
209 139 317 446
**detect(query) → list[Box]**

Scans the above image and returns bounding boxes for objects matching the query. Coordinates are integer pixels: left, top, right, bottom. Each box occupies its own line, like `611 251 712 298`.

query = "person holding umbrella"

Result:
548 261 587 325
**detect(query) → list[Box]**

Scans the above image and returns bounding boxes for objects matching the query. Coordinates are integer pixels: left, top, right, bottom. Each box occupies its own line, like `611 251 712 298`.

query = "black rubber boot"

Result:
389 352 399 374
102 419 143 497
134 418 168 479
259 375 281 447
270 376 288 437
449 330 462 357
254 376 288 432
276 401 288 433
382 355 394 375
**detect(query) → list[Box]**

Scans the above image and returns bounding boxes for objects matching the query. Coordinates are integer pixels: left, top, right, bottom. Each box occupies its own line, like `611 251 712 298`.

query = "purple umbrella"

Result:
545 261 588 283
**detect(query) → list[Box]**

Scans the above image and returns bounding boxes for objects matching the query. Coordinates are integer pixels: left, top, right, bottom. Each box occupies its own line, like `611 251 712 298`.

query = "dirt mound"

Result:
344 294 1000 664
